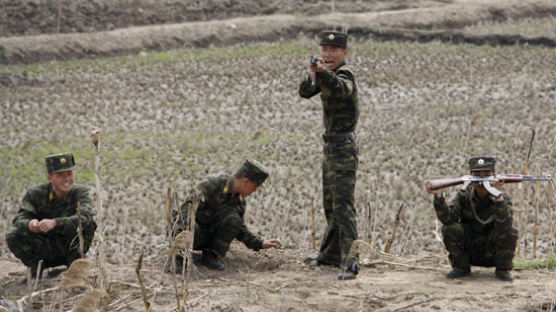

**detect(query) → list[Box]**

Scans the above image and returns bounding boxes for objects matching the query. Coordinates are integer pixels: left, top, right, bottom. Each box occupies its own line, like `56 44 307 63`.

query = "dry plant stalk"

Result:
461 113 483 161
61 258 91 290
181 195 201 305
311 199 316 250
32 260 43 292
385 203 404 254
366 202 372 245
516 128 535 258
135 251 151 312
533 162 541 258
90 127 107 290
73 288 108 312
77 202 84 258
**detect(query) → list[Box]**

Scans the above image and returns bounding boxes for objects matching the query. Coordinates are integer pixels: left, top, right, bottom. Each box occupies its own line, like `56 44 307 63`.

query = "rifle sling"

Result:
469 194 496 225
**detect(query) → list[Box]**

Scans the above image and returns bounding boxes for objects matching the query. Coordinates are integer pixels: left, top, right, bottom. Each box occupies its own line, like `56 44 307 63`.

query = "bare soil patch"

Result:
1 246 555 312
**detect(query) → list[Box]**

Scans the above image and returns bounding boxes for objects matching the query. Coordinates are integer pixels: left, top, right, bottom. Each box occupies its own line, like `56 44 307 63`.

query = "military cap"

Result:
319 30 348 49
236 159 269 185
468 156 496 172
46 153 75 174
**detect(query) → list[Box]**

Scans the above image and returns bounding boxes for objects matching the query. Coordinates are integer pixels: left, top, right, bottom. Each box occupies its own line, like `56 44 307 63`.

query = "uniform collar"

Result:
222 175 243 202
48 183 71 203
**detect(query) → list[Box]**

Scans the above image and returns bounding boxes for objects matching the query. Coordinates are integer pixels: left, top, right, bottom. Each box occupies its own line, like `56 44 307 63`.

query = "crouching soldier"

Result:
426 157 518 281
6 153 97 282
171 159 280 271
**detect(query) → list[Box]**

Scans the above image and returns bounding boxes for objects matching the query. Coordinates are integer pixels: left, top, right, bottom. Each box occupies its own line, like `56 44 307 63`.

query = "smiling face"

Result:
47 170 75 198
320 45 348 71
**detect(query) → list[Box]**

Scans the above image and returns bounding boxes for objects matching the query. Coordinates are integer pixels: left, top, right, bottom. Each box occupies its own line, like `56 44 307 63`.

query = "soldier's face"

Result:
239 178 259 197
320 45 348 71
47 170 75 194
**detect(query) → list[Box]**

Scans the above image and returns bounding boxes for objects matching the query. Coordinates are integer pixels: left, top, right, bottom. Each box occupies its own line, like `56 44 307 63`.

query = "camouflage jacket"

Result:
12 183 96 234
433 187 513 235
299 63 359 135
182 175 264 251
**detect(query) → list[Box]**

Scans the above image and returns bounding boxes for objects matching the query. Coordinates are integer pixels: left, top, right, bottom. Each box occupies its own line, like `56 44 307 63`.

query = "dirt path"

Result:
1 245 555 311
1 0 555 64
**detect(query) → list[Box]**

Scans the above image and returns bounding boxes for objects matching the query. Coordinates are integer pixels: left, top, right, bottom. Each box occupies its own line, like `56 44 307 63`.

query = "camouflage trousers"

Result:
442 222 518 271
173 206 244 259
317 141 358 270
6 221 97 271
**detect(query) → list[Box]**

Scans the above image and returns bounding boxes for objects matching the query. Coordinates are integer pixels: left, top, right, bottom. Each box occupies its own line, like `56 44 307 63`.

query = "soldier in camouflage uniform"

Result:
299 30 360 280
6 153 97 282
171 159 280 271
426 157 517 281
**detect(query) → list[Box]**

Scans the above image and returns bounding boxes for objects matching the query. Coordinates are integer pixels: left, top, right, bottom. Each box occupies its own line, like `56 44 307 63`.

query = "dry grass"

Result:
73 288 108 312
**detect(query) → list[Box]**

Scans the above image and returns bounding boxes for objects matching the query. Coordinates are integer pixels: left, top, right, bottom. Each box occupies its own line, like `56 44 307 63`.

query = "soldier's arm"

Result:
12 191 39 230
493 194 513 234
52 187 95 233
318 67 354 99
236 225 264 251
433 191 464 225
299 76 321 98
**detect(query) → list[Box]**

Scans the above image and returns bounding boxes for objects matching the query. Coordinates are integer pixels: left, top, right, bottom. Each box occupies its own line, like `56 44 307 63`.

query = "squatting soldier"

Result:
299 30 360 280
426 157 517 281
6 153 97 282
171 159 280 271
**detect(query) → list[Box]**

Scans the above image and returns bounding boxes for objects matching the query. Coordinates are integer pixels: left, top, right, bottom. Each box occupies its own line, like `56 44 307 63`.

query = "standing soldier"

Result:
426 157 518 281
170 159 280 272
299 30 360 280
6 153 97 282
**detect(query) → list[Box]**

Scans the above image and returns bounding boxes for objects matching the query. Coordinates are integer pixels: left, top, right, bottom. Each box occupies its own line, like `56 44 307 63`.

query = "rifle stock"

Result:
426 177 466 191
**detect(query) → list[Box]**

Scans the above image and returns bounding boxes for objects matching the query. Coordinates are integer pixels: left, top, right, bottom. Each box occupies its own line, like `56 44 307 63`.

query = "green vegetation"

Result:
513 256 556 270
0 43 5 54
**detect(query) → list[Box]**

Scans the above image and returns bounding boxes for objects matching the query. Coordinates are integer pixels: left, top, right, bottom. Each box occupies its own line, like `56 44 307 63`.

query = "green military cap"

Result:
319 30 348 49
237 159 269 185
468 156 496 172
45 153 75 174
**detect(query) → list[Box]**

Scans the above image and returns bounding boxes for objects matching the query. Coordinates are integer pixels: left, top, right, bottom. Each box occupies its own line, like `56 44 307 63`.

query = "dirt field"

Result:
1 0 556 63
1 0 555 311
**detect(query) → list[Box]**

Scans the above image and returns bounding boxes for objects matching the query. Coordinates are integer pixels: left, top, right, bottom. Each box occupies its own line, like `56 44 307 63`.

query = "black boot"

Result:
495 269 513 281
337 261 358 280
445 268 471 279
304 256 340 267
201 251 225 271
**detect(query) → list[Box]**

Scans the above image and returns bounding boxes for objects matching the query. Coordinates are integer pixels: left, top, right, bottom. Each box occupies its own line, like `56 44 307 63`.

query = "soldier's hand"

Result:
28 219 41 233
262 239 281 249
310 57 326 73
491 179 504 189
38 219 57 233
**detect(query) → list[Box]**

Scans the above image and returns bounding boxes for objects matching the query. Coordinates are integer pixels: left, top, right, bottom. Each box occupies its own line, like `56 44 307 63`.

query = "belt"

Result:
322 132 355 143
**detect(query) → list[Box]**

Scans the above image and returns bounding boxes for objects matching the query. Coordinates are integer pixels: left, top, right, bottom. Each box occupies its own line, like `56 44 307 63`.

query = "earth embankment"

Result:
1 0 555 64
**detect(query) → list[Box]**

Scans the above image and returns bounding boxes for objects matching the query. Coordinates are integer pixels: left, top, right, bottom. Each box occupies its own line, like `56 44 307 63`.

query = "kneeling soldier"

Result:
426 157 517 281
171 159 280 271
6 153 97 282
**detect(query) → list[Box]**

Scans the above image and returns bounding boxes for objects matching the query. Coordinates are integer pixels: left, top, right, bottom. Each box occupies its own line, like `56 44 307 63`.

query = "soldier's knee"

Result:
5 230 19 250
497 227 518 249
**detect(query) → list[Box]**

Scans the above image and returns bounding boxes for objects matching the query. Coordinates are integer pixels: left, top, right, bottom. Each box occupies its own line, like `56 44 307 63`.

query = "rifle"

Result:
425 174 552 197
